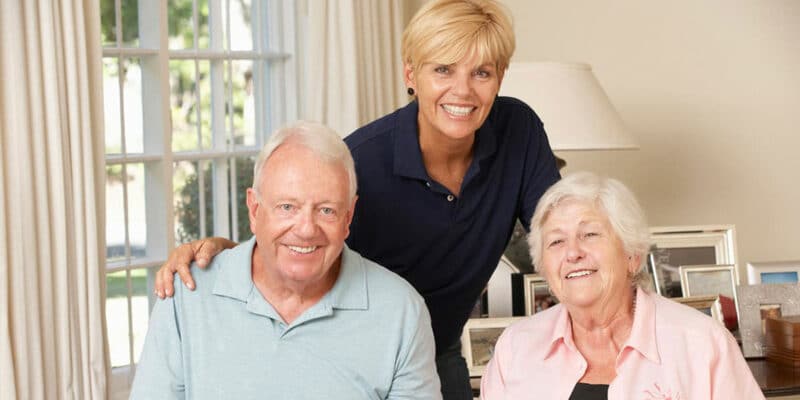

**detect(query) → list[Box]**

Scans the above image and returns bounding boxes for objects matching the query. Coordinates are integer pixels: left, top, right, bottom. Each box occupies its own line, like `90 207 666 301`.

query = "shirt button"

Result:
426 182 431 187
446 194 454 202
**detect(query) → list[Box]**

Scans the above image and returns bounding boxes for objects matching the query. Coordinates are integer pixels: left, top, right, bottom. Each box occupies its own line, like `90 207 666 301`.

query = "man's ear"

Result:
246 188 260 234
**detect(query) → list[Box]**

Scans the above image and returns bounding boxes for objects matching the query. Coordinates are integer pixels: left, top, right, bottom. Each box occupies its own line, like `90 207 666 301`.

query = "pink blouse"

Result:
481 288 764 400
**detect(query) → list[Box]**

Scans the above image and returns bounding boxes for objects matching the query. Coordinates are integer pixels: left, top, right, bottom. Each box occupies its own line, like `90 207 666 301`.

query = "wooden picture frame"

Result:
746 260 800 285
522 274 559 316
649 225 738 298
672 295 724 325
460 317 522 377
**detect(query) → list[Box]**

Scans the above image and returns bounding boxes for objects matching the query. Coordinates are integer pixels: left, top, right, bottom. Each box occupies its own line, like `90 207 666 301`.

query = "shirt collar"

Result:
622 287 661 363
541 287 661 364
392 100 498 181
211 238 368 311
542 304 576 360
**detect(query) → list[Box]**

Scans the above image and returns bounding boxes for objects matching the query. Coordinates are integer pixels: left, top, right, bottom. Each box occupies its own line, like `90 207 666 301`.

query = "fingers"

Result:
194 237 234 267
174 243 197 290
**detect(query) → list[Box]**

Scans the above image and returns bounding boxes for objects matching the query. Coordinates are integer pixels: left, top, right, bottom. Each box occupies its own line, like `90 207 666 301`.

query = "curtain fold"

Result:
305 0 407 137
0 0 108 399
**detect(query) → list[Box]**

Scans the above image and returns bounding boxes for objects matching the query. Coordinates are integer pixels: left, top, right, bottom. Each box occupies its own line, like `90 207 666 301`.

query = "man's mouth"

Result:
287 245 317 254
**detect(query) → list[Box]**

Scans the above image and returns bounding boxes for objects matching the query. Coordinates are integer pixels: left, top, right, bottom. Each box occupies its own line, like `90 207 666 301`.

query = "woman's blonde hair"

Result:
401 0 515 73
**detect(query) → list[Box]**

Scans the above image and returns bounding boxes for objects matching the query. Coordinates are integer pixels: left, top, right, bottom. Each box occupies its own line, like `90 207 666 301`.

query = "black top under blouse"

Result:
569 382 609 400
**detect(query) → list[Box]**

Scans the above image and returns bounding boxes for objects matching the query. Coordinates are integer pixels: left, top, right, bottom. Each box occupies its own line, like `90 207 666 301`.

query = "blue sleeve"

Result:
129 296 185 399
387 298 443 400
519 116 560 231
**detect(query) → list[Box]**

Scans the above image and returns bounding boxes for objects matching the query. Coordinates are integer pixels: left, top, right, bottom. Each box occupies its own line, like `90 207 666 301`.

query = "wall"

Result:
502 0 800 274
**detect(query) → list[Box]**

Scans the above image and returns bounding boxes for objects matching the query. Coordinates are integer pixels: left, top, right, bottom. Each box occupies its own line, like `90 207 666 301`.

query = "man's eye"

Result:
548 239 564 247
585 232 599 238
278 204 294 212
320 207 335 215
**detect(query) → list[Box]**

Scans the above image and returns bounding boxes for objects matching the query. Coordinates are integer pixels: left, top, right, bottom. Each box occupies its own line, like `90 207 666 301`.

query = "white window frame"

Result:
101 1 298 397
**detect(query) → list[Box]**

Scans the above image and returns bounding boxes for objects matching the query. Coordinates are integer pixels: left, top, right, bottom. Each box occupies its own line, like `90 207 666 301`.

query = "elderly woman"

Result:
480 172 763 400
154 1 560 398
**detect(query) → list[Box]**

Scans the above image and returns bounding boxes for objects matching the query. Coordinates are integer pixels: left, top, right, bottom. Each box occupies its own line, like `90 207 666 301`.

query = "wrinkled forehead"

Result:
541 197 607 228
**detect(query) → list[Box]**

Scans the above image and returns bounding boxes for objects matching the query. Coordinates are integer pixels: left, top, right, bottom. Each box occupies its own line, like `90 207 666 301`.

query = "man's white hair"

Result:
252 121 357 200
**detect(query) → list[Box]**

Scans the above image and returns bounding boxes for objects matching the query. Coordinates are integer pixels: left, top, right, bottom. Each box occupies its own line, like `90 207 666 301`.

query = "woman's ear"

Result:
403 63 416 91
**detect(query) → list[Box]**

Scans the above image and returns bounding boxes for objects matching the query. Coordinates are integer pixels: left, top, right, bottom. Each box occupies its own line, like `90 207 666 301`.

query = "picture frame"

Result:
672 295 724 325
736 283 800 357
460 317 522 377
649 225 738 298
679 264 739 328
522 274 559 316
746 260 800 285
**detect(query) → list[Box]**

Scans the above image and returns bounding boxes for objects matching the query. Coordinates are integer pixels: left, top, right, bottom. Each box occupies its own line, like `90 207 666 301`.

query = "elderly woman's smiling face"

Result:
540 198 639 311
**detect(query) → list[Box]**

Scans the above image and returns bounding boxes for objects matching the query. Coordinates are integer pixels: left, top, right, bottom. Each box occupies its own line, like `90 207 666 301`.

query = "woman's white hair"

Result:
527 172 653 290
252 121 357 200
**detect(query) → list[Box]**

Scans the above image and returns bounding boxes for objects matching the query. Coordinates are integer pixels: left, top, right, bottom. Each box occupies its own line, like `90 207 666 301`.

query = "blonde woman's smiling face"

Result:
405 52 502 144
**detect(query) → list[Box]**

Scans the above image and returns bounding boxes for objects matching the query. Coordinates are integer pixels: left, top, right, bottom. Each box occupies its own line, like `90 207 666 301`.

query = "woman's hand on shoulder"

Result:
154 237 237 298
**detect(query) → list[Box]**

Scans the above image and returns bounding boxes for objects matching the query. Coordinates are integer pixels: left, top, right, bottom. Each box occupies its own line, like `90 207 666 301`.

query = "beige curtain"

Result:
305 0 408 137
0 0 108 399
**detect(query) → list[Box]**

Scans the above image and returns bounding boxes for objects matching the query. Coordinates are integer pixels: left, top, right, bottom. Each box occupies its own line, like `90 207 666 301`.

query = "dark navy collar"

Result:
391 100 498 183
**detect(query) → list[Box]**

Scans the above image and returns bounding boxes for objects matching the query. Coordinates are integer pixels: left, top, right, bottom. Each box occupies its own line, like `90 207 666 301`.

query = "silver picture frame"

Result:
736 283 800 357
649 225 738 298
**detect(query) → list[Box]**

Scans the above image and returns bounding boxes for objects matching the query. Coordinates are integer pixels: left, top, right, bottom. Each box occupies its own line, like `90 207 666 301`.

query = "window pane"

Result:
232 156 255 242
127 163 148 259
131 267 153 363
197 0 210 49
174 160 215 244
198 60 212 149
99 0 117 46
228 60 255 146
106 270 131 368
168 0 195 49
121 0 140 47
106 165 127 262
229 0 253 51
103 58 122 155
170 60 199 151
123 58 144 153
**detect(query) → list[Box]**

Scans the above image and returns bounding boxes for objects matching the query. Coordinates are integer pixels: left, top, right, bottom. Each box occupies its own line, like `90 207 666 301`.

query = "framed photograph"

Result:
672 295 724 325
460 317 522 377
523 274 559 316
737 283 800 357
679 264 739 327
649 225 738 298
746 260 800 285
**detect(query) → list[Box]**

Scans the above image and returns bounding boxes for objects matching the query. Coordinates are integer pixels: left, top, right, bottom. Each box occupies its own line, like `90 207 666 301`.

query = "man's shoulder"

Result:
345 247 425 306
173 239 254 297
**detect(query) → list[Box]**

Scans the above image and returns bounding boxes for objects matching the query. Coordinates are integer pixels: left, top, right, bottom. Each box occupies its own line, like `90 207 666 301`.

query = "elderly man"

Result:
130 122 441 399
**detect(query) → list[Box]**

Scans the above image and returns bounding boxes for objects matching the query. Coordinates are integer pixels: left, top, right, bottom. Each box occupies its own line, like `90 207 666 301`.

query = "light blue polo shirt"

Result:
130 237 441 399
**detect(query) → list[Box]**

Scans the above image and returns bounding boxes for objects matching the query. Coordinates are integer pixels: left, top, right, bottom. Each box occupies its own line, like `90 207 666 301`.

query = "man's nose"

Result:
294 209 319 238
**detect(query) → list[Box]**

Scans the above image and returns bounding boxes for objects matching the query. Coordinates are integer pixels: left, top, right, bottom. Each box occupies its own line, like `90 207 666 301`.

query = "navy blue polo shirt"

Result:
344 97 560 353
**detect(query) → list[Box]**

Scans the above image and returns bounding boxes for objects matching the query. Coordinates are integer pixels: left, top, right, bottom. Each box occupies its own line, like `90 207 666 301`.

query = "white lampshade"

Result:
499 62 638 151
